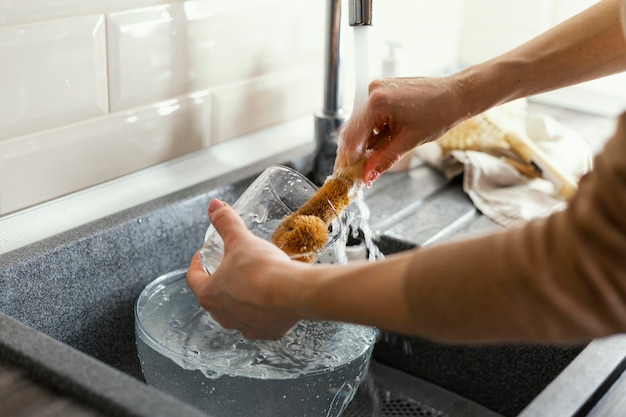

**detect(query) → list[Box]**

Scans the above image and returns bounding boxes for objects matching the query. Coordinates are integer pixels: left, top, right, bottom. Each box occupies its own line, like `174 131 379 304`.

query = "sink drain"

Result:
343 387 449 417
342 361 502 417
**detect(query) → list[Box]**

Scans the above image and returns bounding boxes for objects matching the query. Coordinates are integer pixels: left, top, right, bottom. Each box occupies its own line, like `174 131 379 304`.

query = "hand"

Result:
334 76 468 185
186 199 305 340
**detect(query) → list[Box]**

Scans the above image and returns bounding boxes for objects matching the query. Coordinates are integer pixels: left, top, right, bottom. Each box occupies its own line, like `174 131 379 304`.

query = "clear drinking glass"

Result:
200 165 343 274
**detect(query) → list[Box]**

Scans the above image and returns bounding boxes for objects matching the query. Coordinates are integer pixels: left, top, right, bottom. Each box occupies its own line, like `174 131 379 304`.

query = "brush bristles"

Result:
436 114 510 154
270 162 363 263
296 176 351 223
271 214 328 263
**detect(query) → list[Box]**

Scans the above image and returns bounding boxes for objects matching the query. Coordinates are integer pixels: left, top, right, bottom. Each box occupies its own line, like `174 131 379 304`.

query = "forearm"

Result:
456 0 626 116
297 112 626 344
294 252 417 333
293 230 563 342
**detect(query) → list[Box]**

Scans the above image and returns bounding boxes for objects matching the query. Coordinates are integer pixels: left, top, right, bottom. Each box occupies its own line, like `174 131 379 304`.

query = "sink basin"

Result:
0 150 620 417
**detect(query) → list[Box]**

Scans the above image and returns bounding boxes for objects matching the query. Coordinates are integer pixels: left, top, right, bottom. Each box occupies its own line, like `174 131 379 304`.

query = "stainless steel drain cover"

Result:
343 361 503 417
343 387 449 416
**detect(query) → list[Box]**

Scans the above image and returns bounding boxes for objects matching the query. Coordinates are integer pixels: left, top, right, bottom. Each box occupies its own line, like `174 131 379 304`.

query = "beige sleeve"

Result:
404 112 626 344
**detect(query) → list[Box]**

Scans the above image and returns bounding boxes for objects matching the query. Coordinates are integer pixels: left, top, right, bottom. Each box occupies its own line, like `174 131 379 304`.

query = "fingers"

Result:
186 250 209 295
335 86 398 180
207 199 249 248
363 145 404 184
335 106 375 172
186 198 246 295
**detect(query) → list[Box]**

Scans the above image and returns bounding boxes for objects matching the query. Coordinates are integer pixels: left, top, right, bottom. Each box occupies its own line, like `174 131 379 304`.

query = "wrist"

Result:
279 263 320 321
451 58 526 118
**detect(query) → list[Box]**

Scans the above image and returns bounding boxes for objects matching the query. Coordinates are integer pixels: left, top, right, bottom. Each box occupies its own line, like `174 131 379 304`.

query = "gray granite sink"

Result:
0 159 581 417
1 103 625 417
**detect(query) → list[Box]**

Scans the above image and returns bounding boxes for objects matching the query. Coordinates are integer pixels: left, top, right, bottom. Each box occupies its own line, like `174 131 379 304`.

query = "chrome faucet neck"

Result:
349 0 373 26
311 0 373 185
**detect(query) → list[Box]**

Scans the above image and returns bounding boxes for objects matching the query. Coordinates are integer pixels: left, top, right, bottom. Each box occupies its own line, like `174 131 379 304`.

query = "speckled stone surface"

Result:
0 172 252 380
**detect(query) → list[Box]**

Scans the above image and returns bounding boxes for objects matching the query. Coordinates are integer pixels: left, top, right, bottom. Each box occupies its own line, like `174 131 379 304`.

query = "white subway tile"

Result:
194 0 291 86
211 68 322 144
107 0 292 112
552 0 596 24
107 4 187 111
0 91 211 214
0 0 80 24
462 0 553 27
0 15 108 142
289 0 325 62
0 0 184 26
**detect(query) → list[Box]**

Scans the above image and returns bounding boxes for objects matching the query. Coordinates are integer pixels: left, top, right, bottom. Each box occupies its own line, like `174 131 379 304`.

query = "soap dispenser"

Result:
382 40 403 78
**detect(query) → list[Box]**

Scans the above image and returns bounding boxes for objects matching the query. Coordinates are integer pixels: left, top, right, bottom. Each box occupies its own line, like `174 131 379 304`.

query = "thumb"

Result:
207 199 249 247
363 152 398 184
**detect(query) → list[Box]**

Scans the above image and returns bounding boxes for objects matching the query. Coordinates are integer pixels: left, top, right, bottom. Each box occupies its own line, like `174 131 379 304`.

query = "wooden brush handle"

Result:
504 131 578 201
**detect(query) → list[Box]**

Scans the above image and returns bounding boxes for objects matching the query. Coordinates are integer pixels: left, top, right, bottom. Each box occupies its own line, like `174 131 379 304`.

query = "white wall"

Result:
0 1 329 215
0 0 463 215
458 0 626 115
1 0 623 215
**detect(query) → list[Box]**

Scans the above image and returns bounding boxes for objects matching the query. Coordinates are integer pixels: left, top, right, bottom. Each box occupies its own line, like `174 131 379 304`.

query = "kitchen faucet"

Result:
311 0 373 185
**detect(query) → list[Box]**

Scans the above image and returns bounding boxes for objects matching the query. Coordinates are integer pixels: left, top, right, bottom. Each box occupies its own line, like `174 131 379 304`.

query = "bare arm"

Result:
458 0 626 116
336 0 626 183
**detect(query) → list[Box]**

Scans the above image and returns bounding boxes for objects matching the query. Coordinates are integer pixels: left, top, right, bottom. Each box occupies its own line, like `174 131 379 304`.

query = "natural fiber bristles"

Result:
434 111 548 179
271 214 328 263
296 176 352 224
436 113 510 154
270 162 363 263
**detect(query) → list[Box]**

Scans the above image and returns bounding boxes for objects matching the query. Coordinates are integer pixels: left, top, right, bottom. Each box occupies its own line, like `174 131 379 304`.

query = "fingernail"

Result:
208 199 226 214
365 170 379 187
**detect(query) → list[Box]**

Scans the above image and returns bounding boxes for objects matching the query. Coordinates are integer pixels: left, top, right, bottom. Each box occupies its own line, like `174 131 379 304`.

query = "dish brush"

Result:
271 161 363 262
436 110 578 201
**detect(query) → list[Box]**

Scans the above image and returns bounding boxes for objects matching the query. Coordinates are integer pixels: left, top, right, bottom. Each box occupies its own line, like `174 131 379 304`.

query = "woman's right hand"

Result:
186 199 306 340
334 75 470 185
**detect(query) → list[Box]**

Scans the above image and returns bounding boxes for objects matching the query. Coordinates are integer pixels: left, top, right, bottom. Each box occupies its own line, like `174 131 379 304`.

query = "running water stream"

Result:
352 25 370 114
333 24 385 264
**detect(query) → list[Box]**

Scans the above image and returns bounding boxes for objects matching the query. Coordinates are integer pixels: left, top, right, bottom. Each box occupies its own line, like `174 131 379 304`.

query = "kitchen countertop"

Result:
0 312 207 417
0 357 107 417
1 99 624 417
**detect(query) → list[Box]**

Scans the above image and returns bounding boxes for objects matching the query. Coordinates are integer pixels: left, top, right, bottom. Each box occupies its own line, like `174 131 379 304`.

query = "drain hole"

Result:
384 396 447 416
343 388 450 417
